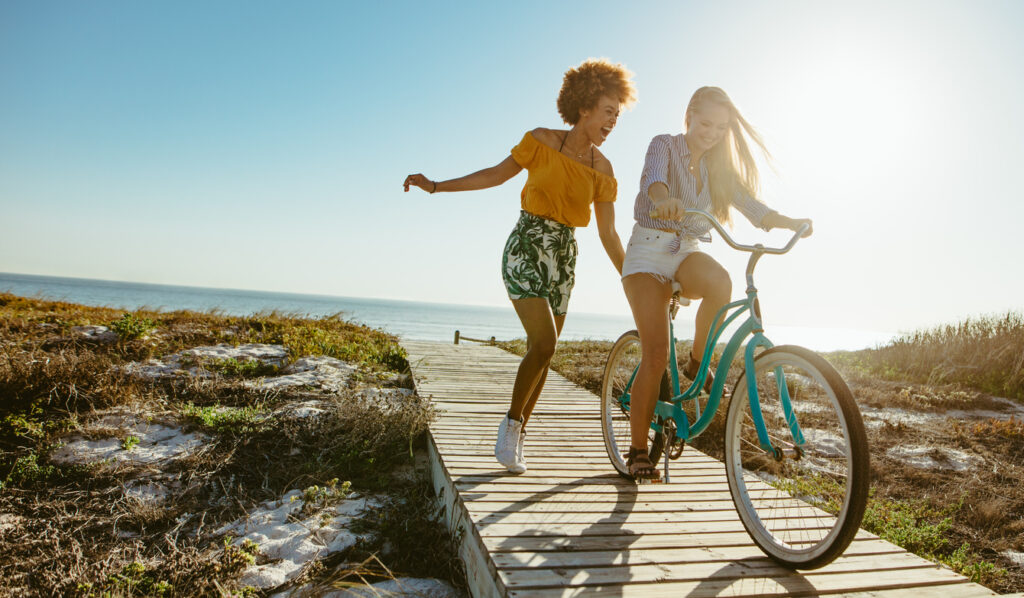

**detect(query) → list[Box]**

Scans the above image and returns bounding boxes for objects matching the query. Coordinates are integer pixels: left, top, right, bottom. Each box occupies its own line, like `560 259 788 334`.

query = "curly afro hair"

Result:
556 58 637 125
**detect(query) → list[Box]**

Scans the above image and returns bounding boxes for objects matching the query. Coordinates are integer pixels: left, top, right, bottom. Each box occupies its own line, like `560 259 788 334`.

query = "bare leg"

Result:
508 298 560 422
676 253 732 361
622 274 673 451
519 313 566 426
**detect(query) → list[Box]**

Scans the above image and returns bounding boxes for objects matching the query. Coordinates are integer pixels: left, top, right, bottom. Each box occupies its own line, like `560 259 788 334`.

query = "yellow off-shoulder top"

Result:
510 131 617 227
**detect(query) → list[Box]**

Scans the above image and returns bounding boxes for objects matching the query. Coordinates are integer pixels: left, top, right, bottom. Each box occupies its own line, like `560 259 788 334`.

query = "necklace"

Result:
562 131 591 159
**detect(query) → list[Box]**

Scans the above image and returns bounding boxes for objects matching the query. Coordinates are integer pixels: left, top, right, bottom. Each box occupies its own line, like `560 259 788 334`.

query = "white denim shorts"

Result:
621 224 701 285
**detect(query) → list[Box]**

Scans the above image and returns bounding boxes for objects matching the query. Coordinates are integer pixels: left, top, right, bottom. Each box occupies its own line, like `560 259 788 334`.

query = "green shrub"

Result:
221 536 261 570
862 497 1006 585
205 357 279 378
110 313 156 340
179 403 270 436
2 451 56 489
292 478 352 517
77 561 172 597
2 407 47 440
279 322 408 370
862 497 953 556
121 435 141 451
947 542 1006 585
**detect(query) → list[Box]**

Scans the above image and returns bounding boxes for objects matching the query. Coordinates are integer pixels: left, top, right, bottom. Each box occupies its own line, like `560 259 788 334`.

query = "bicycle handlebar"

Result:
649 208 809 255
686 209 808 255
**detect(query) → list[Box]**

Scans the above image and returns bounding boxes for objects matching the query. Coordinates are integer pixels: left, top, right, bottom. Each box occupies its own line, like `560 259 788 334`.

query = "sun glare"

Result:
745 27 948 233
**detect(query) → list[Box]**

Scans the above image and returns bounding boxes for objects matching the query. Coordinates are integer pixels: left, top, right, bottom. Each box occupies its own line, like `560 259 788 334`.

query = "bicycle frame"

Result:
618 209 811 454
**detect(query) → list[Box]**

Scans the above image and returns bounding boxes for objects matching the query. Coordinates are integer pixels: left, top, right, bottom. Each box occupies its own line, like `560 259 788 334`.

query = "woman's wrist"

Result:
763 212 789 230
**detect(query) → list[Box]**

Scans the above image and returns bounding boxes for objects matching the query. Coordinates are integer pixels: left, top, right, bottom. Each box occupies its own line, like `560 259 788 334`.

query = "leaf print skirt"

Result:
501 210 578 316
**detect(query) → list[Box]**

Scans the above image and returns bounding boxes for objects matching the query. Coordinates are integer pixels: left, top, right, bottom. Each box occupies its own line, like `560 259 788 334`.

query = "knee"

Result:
641 342 670 373
707 267 732 302
528 336 557 363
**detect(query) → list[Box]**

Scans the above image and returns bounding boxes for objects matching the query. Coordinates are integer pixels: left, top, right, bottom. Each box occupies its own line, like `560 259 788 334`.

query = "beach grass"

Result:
830 310 1024 400
0 293 463 596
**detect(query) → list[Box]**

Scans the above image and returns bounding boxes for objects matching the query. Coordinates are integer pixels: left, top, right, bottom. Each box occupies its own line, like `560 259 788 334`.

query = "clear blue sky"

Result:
2 0 1022 334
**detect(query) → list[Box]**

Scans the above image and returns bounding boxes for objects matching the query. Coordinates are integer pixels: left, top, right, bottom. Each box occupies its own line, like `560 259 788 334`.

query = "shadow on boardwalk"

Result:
455 470 826 596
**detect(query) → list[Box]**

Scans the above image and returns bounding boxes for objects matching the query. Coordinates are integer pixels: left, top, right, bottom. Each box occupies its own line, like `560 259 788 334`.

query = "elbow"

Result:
599 227 619 245
480 167 505 188
491 167 516 186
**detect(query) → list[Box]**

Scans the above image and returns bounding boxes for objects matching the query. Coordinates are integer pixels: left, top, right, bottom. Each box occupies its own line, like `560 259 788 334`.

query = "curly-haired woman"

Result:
404 59 636 474
622 87 812 481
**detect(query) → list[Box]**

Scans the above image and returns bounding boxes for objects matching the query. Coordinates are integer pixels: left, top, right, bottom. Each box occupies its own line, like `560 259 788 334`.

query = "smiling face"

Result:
578 94 621 147
685 102 731 154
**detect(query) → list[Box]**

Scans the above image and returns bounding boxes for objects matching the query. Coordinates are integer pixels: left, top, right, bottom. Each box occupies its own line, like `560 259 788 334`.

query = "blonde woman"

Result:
403 59 636 474
621 86 812 480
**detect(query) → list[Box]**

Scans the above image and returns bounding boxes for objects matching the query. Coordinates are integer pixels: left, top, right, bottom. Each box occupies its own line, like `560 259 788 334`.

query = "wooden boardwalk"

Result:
403 340 1001 598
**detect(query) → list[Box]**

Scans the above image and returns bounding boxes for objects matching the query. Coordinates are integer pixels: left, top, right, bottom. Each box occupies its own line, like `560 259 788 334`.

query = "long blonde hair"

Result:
685 87 770 225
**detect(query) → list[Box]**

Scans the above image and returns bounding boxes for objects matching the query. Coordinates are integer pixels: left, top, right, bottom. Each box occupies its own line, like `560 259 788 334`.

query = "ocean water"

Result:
0 272 893 351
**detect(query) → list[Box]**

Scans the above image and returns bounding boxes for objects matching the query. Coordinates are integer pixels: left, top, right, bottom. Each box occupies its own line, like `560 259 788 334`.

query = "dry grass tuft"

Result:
831 310 1024 400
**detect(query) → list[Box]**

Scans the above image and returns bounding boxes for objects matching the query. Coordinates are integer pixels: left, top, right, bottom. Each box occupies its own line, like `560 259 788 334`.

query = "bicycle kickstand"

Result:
663 448 671 483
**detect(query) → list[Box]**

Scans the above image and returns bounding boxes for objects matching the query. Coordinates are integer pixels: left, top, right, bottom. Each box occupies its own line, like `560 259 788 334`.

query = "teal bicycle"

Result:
600 209 869 569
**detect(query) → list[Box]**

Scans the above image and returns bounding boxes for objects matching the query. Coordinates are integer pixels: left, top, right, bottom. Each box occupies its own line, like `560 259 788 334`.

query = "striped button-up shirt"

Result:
633 133 775 241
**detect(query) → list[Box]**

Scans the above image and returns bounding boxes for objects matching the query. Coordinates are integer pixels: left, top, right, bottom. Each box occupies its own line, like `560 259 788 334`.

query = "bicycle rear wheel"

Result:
725 345 868 569
601 330 665 479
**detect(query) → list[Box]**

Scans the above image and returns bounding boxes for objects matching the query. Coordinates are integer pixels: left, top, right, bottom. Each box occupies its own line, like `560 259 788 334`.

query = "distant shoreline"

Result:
0 272 895 351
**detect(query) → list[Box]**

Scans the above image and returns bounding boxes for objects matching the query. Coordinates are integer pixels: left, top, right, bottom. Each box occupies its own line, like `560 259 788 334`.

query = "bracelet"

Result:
431 181 437 194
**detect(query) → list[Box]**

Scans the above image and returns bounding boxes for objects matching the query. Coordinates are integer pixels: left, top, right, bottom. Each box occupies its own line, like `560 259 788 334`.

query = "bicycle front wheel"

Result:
601 330 665 479
725 345 869 569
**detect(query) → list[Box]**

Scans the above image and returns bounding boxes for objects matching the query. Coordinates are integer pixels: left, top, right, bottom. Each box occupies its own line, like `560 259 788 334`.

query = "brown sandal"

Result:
626 447 661 481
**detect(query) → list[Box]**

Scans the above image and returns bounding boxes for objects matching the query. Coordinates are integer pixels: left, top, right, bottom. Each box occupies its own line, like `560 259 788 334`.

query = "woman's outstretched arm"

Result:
403 156 523 194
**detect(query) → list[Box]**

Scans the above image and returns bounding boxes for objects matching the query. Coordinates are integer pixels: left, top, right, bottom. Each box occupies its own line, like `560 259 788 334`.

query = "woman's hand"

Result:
649 197 687 221
764 213 814 237
403 173 436 193
789 217 813 237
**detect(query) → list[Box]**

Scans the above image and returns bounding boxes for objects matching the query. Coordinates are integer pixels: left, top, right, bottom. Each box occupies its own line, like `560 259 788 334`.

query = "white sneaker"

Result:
515 428 527 473
495 414 525 473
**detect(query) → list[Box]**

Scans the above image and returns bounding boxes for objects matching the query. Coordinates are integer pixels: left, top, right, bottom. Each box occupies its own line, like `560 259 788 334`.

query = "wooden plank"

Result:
499 552 944 588
481 533 886 554
491 538 905 567
507 571 981 598
453 481 736 494
404 340 998 598
462 498 740 512
460 491 739 504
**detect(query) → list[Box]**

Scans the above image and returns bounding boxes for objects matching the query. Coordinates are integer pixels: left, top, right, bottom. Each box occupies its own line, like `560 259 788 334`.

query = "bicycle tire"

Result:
601 330 666 479
724 345 869 569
